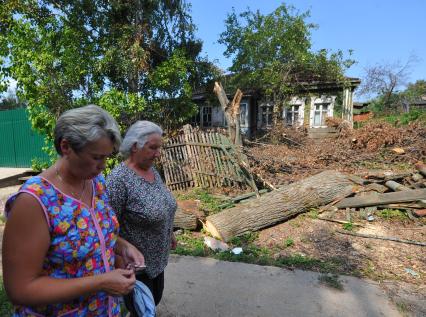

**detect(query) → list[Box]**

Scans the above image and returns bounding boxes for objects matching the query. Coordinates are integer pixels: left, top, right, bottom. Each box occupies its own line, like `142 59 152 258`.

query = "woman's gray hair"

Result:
120 121 163 159
54 104 121 155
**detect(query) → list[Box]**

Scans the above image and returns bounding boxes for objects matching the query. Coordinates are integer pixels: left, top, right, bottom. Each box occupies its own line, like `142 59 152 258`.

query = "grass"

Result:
176 188 226 216
318 274 344 291
395 301 410 317
342 222 354 231
173 231 348 274
377 209 408 221
381 110 426 126
284 238 294 248
0 280 13 316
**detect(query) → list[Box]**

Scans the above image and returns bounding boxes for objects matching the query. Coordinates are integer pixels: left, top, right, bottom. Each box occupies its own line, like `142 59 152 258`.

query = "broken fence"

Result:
160 127 250 191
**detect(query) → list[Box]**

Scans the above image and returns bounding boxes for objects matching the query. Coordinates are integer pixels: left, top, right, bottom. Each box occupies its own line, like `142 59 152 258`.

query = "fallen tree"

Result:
173 200 205 230
205 170 357 241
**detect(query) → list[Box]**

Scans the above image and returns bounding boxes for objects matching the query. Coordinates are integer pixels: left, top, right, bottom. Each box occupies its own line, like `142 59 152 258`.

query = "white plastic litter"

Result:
367 215 375 222
231 247 243 255
405 268 419 278
203 237 229 251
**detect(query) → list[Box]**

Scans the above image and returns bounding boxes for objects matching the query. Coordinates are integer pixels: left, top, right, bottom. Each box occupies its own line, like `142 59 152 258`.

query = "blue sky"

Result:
189 0 426 96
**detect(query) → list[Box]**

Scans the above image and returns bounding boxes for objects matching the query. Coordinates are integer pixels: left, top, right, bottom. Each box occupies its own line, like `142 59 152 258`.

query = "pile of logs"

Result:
173 163 426 243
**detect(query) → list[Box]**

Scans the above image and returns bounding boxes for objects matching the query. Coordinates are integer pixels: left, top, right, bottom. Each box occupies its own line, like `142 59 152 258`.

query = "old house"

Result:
191 77 361 137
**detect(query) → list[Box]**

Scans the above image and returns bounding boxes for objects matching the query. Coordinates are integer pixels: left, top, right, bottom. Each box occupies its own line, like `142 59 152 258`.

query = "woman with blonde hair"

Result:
3 105 145 316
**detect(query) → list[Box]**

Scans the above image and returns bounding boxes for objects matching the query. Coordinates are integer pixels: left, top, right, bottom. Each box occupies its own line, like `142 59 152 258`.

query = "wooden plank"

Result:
336 189 426 208
192 131 206 188
183 126 198 188
164 142 232 149
181 134 193 188
196 131 211 187
201 131 215 187
215 132 230 186
168 137 179 190
366 183 388 193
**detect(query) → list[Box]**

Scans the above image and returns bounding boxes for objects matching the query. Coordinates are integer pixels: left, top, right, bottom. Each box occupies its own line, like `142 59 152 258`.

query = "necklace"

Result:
54 163 86 201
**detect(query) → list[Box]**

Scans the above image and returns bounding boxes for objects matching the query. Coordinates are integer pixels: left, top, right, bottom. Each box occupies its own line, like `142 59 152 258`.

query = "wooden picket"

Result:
161 126 248 191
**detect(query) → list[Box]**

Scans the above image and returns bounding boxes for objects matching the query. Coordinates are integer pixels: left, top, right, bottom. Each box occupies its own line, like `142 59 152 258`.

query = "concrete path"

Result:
158 255 401 317
0 167 31 181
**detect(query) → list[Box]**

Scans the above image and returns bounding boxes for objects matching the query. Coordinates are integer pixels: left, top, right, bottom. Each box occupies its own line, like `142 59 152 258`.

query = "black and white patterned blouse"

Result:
106 162 177 278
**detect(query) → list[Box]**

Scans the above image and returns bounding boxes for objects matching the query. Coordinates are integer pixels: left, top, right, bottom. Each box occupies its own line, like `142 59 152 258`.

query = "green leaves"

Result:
1 0 215 142
218 3 354 101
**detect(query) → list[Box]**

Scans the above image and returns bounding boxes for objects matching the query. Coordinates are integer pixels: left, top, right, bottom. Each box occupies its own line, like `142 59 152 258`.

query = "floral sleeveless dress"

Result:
5 175 121 317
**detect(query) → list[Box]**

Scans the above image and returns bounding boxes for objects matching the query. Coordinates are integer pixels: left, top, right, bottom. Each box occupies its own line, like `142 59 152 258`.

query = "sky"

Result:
189 0 426 99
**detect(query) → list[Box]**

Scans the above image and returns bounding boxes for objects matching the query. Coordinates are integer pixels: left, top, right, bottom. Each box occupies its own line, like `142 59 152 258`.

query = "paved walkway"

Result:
158 255 401 317
0 168 31 181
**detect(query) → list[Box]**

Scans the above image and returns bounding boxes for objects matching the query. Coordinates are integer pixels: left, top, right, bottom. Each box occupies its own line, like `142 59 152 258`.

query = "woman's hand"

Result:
170 232 177 250
116 237 145 268
99 269 136 296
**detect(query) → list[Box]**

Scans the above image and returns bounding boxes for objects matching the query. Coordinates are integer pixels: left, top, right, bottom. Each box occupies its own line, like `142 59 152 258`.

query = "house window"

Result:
202 105 212 127
285 105 300 126
260 103 273 127
313 103 329 127
190 109 201 126
240 103 248 126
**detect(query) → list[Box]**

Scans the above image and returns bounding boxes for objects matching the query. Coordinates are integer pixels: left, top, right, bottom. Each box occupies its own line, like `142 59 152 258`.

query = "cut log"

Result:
205 170 356 241
385 180 410 192
336 189 426 208
173 207 198 230
173 200 205 230
415 162 426 177
412 173 424 183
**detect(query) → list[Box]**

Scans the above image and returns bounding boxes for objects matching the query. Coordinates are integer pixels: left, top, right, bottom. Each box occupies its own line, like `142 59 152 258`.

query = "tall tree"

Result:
359 55 418 109
218 4 354 114
0 0 215 138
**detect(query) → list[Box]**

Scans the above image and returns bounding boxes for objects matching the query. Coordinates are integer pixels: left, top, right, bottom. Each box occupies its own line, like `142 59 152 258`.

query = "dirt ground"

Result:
255 214 426 315
234 120 426 315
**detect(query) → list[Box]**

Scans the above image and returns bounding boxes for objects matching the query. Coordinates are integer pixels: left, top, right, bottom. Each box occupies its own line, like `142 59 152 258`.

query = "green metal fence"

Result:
0 108 49 167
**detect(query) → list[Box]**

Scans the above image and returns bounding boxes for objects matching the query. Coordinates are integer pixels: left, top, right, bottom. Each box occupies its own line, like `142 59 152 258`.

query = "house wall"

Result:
194 91 345 133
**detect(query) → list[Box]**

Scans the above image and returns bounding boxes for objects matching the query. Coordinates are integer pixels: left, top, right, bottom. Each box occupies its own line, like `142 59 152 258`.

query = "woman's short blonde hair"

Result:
54 105 121 155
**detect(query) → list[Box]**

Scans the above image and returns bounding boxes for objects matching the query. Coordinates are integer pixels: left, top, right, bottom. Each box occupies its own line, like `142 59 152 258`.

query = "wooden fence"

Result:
161 126 249 191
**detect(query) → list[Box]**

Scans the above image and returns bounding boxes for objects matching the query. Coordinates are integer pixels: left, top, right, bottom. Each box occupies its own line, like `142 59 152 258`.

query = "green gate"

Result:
0 108 49 167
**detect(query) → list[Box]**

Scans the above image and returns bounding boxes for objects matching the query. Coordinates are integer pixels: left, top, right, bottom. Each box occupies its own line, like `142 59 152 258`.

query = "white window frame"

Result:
313 103 330 127
284 105 301 126
239 102 248 127
260 102 273 128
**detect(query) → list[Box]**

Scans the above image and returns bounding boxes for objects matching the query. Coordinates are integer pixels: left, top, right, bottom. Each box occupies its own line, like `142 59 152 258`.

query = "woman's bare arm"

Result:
2 193 135 306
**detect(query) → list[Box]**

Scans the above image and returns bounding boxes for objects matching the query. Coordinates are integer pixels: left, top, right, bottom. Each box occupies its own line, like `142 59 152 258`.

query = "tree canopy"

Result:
0 0 216 137
218 4 354 103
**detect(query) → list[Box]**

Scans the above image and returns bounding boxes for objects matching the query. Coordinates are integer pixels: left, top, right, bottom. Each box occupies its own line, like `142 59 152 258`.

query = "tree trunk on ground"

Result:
205 170 356 241
173 200 205 230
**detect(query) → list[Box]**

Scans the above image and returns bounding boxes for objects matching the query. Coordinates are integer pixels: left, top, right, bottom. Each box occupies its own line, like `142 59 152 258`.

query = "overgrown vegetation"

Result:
176 188 227 216
0 280 13 316
377 209 408 221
